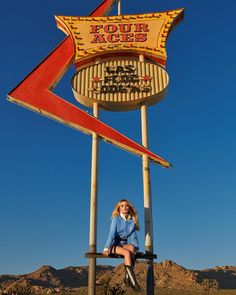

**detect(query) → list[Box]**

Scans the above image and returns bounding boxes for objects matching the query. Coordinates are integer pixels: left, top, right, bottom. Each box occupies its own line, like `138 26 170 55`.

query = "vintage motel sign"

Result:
71 59 168 111
56 9 183 111
55 10 183 69
7 9 180 167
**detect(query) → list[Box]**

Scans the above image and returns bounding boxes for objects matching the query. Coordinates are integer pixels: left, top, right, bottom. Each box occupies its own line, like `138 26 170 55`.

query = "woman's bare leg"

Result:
113 244 140 290
111 245 132 266
123 244 137 269
123 244 136 254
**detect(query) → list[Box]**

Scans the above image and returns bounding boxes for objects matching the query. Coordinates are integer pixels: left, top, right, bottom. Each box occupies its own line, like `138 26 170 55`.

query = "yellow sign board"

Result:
55 9 184 68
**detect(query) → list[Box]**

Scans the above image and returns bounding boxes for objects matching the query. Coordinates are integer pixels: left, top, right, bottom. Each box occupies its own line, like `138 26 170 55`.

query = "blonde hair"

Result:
111 199 140 231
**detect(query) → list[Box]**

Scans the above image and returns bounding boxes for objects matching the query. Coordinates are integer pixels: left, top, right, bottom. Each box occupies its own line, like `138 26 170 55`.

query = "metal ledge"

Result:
85 252 157 259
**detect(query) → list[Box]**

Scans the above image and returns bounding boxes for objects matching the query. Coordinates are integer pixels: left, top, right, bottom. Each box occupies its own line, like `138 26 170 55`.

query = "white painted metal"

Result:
140 53 154 295
88 102 99 295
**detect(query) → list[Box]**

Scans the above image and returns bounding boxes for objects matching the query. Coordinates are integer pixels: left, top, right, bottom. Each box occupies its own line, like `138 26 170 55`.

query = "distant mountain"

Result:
195 265 236 289
0 260 235 294
0 265 112 293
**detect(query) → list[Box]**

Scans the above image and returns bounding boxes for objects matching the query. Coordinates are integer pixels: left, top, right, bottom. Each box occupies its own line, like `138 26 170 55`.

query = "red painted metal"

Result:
89 0 118 17
7 0 171 168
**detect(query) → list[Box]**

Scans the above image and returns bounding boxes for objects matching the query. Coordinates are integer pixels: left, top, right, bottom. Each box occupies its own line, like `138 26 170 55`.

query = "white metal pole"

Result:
141 104 153 251
140 54 154 295
118 0 121 15
88 102 99 295
88 1 120 292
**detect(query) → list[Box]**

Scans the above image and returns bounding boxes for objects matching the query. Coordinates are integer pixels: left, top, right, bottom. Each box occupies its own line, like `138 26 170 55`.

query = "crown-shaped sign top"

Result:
55 9 184 69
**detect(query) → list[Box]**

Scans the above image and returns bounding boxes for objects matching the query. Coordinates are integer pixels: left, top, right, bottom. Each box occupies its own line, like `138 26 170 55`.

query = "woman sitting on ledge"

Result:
102 199 141 291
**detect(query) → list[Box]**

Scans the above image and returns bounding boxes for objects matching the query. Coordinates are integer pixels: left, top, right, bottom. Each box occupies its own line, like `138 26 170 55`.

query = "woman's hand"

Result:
102 248 110 256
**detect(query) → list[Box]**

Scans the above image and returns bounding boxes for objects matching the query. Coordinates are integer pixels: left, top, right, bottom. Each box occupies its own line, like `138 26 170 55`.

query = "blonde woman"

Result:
102 199 141 291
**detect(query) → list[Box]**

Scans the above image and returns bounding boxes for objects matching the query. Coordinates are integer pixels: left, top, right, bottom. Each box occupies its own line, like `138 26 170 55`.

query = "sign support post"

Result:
139 54 154 294
141 103 154 295
118 0 121 15
88 102 99 295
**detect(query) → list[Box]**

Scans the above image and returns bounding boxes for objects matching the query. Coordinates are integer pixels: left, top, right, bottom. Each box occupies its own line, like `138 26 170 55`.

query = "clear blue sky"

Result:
1 0 236 275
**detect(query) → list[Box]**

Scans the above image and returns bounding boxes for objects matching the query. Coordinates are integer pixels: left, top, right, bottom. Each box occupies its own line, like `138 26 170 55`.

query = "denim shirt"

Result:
104 215 139 250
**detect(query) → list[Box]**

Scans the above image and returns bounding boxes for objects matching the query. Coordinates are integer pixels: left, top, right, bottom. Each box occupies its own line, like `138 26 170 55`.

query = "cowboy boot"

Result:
124 268 131 287
124 254 137 287
124 265 141 292
131 253 137 268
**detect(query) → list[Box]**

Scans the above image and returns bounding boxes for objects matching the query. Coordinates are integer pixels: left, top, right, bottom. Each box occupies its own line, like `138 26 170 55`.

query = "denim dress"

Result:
104 215 139 250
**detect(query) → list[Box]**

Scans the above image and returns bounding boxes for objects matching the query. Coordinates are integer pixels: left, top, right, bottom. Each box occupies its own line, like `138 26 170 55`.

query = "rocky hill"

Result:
97 260 219 291
196 265 236 289
0 260 235 294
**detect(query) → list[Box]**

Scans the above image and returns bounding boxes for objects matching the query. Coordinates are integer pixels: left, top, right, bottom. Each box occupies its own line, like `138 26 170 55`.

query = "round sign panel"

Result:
71 58 169 111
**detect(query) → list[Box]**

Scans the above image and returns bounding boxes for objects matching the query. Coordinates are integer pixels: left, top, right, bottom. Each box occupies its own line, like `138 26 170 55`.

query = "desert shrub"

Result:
102 283 126 295
99 277 125 295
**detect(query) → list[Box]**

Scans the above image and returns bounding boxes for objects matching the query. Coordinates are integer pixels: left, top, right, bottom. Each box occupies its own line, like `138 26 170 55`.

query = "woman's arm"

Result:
103 217 117 251
130 229 139 250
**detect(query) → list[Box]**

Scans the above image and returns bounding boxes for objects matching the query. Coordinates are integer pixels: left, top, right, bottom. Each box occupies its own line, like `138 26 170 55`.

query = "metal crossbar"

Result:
85 252 157 259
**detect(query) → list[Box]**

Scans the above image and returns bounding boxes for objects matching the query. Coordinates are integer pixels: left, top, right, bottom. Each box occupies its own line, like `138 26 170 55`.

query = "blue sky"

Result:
1 0 236 275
